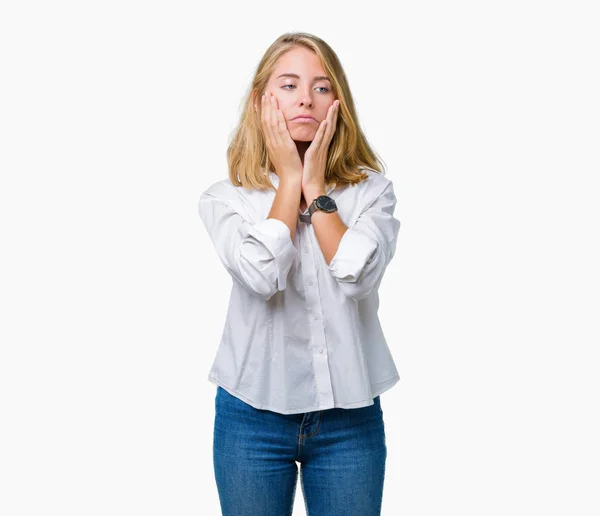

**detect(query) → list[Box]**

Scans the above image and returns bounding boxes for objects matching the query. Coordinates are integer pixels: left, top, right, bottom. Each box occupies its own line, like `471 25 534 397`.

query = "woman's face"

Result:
262 46 336 142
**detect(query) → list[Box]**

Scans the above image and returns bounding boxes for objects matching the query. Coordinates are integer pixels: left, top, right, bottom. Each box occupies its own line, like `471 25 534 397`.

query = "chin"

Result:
289 128 316 142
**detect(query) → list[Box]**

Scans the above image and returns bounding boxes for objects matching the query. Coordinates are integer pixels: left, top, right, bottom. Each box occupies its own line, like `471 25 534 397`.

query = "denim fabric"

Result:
213 385 387 515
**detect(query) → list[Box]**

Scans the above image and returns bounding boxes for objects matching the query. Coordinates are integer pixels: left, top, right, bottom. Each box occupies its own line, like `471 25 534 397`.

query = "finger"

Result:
269 93 283 148
272 95 293 143
324 100 338 141
276 109 292 143
331 99 340 133
312 118 328 153
260 93 267 136
261 93 274 149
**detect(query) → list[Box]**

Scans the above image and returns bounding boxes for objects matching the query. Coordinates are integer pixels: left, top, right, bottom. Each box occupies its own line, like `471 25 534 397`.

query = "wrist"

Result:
279 174 303 190
303 184 327 202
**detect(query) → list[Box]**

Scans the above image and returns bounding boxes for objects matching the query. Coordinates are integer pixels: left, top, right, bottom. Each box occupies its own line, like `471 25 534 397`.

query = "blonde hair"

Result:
227 32 387 192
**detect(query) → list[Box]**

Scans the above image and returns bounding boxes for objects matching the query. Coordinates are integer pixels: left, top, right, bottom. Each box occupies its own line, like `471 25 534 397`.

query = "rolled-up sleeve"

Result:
327 182 401 301
198 192 298 301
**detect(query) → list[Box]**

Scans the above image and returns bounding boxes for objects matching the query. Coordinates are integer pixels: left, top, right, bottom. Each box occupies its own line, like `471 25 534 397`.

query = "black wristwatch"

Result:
309 194 337 216
299 195 337 224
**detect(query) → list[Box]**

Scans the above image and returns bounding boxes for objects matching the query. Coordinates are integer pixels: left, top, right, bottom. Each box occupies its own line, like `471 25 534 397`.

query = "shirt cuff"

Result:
245 218 298 291
327 227 379 282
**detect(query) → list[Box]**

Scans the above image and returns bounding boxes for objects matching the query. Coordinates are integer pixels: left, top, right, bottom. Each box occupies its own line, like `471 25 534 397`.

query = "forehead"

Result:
273 47 328 79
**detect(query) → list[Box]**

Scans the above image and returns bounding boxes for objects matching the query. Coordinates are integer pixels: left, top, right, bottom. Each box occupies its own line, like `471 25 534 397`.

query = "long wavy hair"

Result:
227 32 386 192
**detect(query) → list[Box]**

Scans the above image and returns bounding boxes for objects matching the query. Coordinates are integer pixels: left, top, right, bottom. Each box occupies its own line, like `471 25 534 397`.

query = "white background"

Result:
1 1 599 515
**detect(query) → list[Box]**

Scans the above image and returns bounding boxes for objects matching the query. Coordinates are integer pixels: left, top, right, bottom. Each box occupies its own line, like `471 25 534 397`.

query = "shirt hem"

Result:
207 373 400 415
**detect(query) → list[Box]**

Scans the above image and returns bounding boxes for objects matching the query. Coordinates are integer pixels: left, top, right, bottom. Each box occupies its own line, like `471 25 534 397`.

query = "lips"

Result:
292 115 317 121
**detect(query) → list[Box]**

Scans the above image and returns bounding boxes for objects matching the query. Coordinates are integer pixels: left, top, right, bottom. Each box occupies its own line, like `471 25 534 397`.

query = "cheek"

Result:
267 91 282 105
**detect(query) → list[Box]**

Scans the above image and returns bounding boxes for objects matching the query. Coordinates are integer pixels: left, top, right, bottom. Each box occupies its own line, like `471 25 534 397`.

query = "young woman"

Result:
198 32 402 516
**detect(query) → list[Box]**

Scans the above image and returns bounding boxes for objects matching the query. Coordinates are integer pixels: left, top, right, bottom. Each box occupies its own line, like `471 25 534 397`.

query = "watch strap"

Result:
299 196 336 224
299 212 312 224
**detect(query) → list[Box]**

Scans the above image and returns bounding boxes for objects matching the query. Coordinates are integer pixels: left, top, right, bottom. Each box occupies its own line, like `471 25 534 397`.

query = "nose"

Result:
298 90 313 108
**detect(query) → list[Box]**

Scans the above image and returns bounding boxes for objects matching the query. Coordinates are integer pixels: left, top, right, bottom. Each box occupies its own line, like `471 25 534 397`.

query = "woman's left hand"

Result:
301 99 340 192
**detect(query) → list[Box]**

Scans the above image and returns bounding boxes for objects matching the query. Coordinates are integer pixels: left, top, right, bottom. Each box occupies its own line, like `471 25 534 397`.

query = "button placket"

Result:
298 226 334 408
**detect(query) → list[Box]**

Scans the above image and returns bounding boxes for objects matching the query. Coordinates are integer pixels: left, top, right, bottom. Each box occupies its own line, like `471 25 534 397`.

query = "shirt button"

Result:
304 247 308 253
319 348 324 354
313 314 318 320
308 280 313 286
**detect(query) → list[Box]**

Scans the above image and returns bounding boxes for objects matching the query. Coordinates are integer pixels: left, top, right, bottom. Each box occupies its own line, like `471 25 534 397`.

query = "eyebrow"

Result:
276 73 331 83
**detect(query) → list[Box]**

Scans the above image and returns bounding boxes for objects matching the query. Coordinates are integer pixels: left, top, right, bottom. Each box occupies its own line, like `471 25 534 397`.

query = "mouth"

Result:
291 116 317 122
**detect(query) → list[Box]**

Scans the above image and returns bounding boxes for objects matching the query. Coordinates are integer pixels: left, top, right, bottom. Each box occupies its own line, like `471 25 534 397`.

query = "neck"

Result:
295 140 310 166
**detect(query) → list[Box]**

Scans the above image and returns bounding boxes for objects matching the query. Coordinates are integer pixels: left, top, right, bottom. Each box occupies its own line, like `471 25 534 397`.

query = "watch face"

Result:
316 195 337 212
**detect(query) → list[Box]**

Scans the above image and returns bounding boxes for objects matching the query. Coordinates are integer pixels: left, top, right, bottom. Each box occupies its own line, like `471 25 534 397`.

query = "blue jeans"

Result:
213 385 387 515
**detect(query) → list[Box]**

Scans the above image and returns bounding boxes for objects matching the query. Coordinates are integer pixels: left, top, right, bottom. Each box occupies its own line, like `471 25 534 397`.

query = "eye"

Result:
281 84 330 93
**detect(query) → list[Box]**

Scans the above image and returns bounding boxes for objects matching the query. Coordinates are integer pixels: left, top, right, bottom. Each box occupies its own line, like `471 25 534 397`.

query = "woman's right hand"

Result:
260 92 303 184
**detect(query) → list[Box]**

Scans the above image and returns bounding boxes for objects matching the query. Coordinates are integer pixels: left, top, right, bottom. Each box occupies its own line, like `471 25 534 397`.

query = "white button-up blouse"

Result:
198 166 401 414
